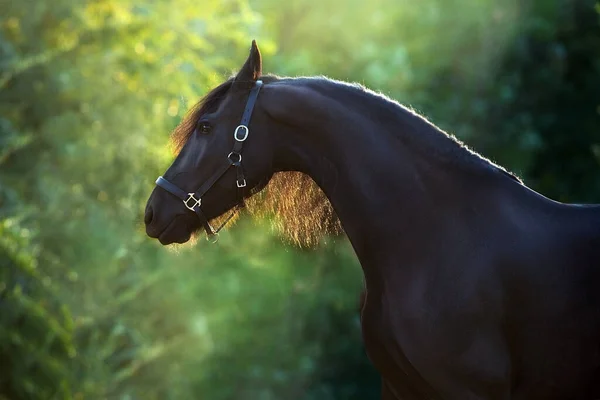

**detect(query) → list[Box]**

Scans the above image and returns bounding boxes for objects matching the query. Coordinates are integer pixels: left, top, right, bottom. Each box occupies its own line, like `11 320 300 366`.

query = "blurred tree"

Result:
416 0 600 203
0 0 282 398
1 0 598 398
0 155 75 399
496 0 600 202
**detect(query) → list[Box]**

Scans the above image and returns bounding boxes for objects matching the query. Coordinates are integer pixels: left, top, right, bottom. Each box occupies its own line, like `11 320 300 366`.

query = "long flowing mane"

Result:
245 171 342 247
170 75 341 248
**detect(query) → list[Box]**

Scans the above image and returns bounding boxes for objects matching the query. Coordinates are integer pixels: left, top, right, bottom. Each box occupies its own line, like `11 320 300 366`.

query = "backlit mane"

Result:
169 75 342 248
245 172 343 247
170 78 235 154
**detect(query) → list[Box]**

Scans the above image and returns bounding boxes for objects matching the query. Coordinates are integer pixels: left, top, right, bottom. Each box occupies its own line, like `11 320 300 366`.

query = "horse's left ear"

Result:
235 40 262 83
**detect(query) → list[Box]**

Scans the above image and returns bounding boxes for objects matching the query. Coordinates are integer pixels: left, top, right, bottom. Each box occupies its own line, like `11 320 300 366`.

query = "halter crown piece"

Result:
155 80 264 241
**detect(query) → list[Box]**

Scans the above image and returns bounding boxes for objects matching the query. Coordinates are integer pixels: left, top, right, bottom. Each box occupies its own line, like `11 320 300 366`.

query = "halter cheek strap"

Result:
155 80 264 239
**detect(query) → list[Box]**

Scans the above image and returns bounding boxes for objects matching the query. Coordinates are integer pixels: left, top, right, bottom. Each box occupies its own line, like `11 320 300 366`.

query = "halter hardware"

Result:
155 80 264 240
234 125 249 141
183 193 202 211
228 152 242 165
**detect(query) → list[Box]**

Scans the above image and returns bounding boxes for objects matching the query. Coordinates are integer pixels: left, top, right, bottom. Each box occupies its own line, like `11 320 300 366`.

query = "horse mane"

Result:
245 172 343 247
169 74 521 248
170 78 235 153
169 75 341 248
304 77 523 184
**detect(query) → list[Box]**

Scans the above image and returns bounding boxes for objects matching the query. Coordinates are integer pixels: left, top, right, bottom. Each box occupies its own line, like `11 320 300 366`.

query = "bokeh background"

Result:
1 0 599 399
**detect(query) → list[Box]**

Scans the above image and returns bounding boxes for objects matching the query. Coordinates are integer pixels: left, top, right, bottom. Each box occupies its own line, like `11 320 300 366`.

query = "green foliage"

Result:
414 0 600 203
0 0 598 398
0 218 75 400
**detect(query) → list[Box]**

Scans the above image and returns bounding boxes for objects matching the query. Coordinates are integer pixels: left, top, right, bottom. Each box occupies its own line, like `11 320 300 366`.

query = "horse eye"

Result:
197 122 212 134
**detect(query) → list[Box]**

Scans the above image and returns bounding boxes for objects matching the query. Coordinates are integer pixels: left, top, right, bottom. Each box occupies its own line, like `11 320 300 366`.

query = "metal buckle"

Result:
234 125 249 142
183 193 201 211
237 178 247 188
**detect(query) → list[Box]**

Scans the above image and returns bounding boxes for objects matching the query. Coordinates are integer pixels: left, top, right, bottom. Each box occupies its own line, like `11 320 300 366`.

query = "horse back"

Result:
501 203 600 398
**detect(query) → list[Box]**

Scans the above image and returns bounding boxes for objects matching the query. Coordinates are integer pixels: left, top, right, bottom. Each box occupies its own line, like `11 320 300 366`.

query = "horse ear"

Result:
235 40 262 83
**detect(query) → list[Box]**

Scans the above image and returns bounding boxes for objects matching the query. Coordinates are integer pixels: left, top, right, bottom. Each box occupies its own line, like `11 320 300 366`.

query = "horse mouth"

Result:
149 217 192 245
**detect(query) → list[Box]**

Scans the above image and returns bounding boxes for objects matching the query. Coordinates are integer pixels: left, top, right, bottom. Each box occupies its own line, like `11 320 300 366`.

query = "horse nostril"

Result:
145 207 154 225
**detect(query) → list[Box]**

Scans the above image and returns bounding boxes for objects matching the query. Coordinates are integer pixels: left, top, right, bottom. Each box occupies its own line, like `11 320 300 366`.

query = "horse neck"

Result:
269 82 531 287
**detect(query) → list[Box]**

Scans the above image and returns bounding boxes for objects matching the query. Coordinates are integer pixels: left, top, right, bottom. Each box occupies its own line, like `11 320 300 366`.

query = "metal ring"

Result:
227 152 242 165
234 125 249 142
206 232 219 243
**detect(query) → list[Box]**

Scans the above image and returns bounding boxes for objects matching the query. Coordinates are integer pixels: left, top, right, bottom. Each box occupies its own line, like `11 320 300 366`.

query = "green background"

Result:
1 0 599 398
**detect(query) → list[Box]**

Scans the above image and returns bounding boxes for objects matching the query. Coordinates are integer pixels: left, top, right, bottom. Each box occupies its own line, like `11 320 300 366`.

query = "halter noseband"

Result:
155 80 264 240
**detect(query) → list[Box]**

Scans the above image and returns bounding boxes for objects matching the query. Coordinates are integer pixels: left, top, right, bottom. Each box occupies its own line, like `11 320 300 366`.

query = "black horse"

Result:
144 41 600 399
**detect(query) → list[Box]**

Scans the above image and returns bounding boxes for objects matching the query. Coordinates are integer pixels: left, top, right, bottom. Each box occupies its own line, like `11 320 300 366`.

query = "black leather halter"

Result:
155 80 264 239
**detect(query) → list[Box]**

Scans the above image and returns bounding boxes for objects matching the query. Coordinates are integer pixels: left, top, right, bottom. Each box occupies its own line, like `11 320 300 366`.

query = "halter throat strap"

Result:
155 79 264 239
